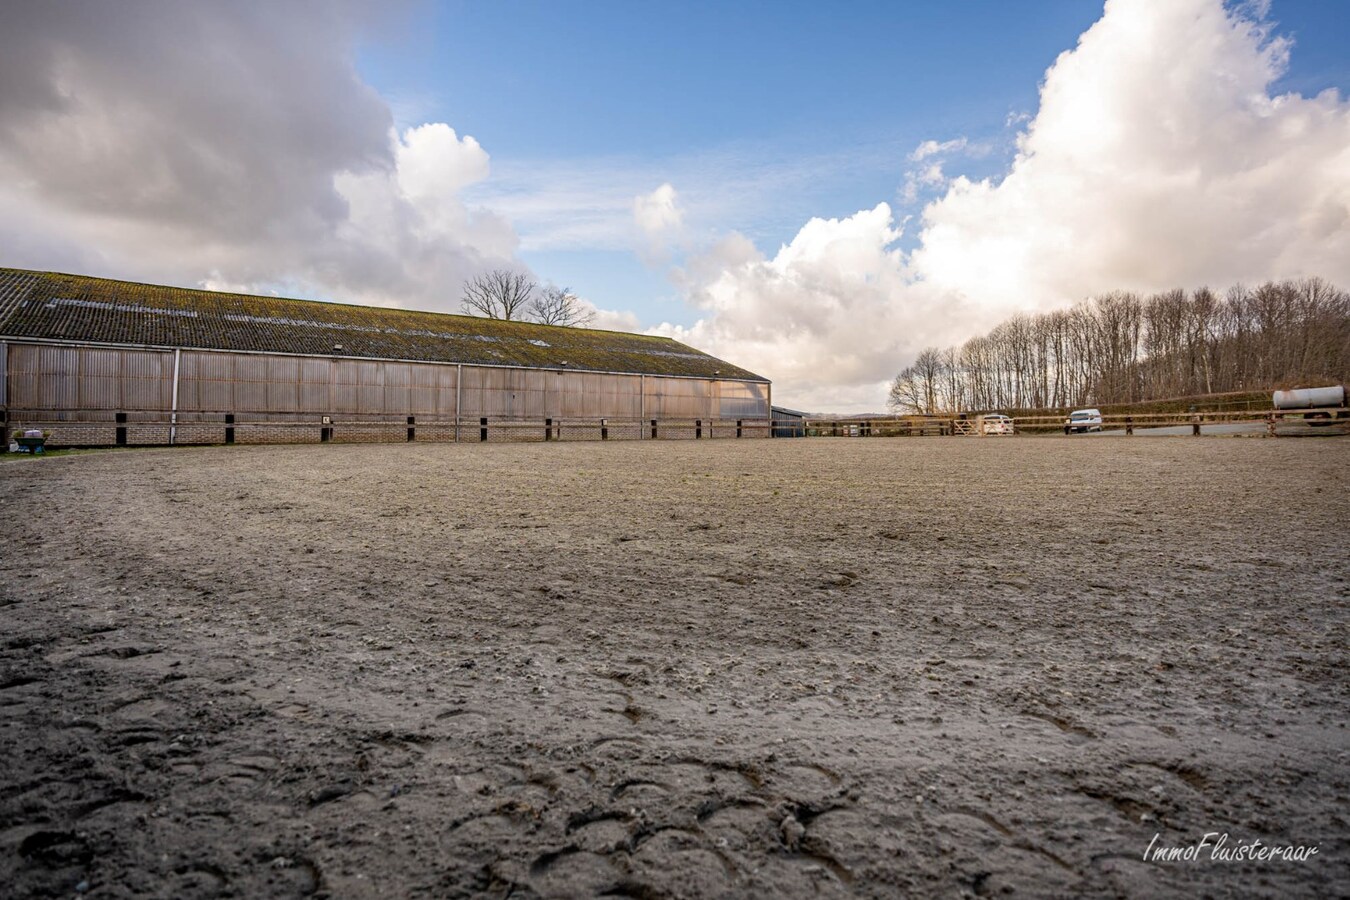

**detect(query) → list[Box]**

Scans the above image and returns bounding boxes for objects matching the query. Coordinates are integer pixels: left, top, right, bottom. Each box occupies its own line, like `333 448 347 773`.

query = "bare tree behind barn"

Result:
530 286 595 328
461 270 535 320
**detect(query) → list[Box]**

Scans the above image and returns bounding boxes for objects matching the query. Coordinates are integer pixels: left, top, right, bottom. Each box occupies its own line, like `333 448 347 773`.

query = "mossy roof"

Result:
0 268 767 382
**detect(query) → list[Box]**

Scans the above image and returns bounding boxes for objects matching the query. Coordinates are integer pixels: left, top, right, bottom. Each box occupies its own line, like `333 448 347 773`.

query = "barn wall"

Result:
645 375 709 419
716 380 769 418
7 343 174 412
177 352 464 417
3 341 770 446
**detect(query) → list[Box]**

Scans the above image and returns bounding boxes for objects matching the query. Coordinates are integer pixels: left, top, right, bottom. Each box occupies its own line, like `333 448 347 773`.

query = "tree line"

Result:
461 269 595 327
888 278 1350 414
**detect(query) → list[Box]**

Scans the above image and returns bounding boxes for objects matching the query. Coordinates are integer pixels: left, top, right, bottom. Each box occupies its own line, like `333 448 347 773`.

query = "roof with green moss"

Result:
0 268 767 382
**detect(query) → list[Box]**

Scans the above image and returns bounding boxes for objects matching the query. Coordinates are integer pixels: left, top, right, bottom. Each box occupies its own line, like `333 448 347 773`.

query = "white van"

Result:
1065 409 1103 433
981 413 1014 435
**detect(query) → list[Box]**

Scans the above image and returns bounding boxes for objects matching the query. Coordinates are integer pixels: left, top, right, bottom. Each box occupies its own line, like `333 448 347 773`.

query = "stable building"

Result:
0 268 771 447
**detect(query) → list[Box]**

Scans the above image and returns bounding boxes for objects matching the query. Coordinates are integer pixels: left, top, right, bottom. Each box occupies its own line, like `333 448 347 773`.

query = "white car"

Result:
1065 408 1103 433
981 413 1014 435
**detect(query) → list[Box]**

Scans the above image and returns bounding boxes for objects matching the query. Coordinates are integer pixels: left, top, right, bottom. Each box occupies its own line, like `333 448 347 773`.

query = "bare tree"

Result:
891 276 1348 414
887 368 924 414
912 348 945 412
530 285 596 328
461 270 535 320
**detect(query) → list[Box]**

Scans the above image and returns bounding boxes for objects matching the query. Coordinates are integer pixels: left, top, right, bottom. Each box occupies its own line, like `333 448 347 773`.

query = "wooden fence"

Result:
8 408 1345 449
4 414 772 449
780 408 1349 438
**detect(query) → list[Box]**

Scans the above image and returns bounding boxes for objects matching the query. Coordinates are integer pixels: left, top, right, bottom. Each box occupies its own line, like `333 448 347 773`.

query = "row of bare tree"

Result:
889 278 1350 414
461 270 595 327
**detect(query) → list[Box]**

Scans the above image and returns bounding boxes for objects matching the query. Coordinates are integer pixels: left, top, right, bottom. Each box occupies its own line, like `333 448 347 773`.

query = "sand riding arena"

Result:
1 437 1345 897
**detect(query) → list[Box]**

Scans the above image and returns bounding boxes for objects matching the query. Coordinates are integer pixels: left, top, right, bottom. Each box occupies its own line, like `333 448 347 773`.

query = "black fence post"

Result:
407 415 416 442
1125 416 1133 436
651 419 658 440
601 418 608 441
480 417 488 442
695 419 702 439
736 419 743 438
545 417 552 441
115 412 127 446
225 413 235 445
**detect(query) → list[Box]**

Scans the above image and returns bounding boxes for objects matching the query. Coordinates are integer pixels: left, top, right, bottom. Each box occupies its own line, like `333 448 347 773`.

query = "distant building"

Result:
0 269 770 446
771 406 807 437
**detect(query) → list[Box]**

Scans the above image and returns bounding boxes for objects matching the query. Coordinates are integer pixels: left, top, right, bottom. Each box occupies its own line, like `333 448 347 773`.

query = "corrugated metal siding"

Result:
645 376 713 419
299 357 330 412
454 366 645 419
461 366 520 417
173 350 471 416
266 356 300 413
118 348 173 410
716 380 768 418
179 350 234 411
6 342 769 441
9 345 71 409
7 343 172 411
234 354 269 412
382 363 410 415
409 362 457 415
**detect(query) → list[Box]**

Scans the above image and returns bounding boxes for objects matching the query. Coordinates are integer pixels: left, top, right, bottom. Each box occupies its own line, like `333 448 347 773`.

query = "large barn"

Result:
0 269 770 447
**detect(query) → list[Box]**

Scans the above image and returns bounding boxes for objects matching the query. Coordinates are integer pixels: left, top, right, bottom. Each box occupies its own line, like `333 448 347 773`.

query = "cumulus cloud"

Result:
667 0 1350 412
654 204 978 411
901 160 952 205
911 0 1350 313
0 0 520 311
585 303 643 333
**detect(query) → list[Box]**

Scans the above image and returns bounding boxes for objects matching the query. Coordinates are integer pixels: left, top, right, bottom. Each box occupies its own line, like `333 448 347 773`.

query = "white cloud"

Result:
652 204 980 411
634 182 683 236
668 0 1350 412
332 123 520 300
912 0 1350 311
585 302 642 333
0 2 522 313
632 182 685 262
909 138 968 162
901 160 953 204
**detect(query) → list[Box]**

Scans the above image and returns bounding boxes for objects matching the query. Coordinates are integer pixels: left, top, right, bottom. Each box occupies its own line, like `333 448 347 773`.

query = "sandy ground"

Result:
0 437 1346 899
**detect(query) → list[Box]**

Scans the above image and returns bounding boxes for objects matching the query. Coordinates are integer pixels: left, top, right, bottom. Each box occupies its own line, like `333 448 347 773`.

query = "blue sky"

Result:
356 0 1350 328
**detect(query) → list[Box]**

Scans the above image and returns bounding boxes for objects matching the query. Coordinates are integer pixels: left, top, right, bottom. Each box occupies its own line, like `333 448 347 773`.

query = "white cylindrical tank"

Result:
1272 385 1345 409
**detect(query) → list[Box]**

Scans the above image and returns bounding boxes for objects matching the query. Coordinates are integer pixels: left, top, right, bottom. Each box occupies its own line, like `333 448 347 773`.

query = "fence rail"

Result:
3 413 772 449
7 407 1345 450
784 407 1349 437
